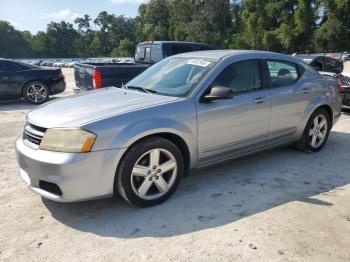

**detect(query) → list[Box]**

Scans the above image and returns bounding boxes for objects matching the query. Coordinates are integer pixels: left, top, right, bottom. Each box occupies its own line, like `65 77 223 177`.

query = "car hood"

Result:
27 87 179 128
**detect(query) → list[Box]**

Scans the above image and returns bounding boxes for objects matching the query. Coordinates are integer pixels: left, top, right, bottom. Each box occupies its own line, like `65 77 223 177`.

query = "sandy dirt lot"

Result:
343 61 350 77
1 68 350 262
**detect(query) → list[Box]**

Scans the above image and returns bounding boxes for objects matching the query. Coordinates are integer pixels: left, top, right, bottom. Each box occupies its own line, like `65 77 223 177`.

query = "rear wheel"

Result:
295 108 331 152
116 137 184 207
23 81 49 105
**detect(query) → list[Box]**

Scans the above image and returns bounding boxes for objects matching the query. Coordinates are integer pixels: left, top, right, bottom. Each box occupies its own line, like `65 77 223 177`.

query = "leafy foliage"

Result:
0 0 349 58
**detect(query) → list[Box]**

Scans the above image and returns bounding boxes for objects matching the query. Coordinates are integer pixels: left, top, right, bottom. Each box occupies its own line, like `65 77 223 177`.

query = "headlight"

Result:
40 128 96 153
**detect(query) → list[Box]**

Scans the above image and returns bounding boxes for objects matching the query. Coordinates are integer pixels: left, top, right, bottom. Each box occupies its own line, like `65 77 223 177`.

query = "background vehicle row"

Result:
73 41 214 92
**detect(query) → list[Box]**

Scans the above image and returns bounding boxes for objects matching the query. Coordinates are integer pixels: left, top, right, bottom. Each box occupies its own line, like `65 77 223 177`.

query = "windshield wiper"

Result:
124 85 157 94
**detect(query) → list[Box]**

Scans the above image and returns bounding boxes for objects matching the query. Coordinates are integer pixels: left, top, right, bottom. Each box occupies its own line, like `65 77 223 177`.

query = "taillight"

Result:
337 81 343 94
92 69 102 89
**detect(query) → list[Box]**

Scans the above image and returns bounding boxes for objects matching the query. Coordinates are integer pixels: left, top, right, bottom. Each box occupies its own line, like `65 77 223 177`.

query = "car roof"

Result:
138 41 213 46
174 49 299 62
0 58 38 69
156 41 212 45
296 54 340 60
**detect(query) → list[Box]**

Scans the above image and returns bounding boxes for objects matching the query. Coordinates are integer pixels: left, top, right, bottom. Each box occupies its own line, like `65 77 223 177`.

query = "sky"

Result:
1 0 149 33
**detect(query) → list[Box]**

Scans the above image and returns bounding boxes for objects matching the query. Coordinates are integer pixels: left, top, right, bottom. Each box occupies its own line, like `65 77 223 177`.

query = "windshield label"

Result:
187 59 211 67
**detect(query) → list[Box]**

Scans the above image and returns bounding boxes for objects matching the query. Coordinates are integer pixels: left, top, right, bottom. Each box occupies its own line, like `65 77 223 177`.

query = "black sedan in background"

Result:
0 59 65 104
295 54 350 110
296 54 344 74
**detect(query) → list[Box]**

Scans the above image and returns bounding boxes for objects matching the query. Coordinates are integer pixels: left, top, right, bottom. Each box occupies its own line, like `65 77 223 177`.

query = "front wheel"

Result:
295 108 331 152
23 81 49 105
116 137 184 207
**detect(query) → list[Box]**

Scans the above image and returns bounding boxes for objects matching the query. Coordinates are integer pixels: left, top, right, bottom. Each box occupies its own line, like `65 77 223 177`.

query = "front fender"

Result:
84 99 198 168
112 118 197 169
113 118 194 148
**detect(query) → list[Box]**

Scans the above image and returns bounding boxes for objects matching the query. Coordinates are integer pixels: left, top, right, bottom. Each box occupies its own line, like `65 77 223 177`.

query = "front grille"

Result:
337 74 350 88
23 123 47 147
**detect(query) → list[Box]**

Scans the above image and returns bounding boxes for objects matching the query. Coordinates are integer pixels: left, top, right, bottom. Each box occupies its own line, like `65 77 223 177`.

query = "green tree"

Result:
135 4 148 42
168 0 195 41
293 0 318 52
93 11 115 56
0 21 32 58
89 31 104 57
75 15 93 57
142 0 170 40
46 21 79 57
29 31 51 57
3 0 349 58
167 0 232 47
239 0 296 51
110 39 135 57
315 0 350 51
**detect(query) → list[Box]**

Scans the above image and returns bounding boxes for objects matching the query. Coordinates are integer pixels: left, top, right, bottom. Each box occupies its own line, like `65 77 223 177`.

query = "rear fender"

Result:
296 95 333 138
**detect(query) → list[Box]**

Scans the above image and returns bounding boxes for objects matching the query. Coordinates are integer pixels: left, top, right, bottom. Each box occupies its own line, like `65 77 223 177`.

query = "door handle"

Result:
301 88 310 94
253 97 268 104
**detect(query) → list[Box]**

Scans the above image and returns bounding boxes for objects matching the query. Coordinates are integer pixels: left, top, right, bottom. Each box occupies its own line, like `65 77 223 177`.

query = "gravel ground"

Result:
1 68 350 262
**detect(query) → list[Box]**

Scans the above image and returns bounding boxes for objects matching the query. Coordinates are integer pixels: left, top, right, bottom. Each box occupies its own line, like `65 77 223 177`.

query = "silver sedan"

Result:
16 50 342 207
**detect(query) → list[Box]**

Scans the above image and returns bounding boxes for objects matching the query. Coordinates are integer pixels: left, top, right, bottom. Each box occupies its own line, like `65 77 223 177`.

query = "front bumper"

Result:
15 137 126 202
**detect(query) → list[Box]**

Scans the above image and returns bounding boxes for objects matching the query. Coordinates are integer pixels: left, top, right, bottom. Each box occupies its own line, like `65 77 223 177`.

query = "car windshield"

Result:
126 57 217 96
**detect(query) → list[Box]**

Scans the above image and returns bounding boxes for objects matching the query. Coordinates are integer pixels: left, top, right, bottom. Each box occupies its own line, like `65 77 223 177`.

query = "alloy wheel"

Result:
309 114 328 149
26 83 48 103
130 148 177 200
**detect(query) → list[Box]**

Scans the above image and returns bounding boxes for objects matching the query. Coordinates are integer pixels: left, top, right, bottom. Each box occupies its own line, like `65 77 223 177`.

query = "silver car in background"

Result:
16 50 342 207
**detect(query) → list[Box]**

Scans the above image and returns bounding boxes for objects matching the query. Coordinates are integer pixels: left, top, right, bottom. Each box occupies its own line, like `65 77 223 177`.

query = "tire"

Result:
23 81 49 105
116 137 184 207
295 108 331 152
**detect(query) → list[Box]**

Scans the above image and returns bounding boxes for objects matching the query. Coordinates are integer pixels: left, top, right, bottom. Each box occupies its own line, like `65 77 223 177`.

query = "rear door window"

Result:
266 60 299 88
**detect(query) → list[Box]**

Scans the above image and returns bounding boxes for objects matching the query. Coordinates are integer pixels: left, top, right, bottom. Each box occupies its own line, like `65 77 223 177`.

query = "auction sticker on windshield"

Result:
187 59 212 67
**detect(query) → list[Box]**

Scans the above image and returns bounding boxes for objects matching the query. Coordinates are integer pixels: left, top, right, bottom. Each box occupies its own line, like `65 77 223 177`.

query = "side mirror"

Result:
202 86 234 102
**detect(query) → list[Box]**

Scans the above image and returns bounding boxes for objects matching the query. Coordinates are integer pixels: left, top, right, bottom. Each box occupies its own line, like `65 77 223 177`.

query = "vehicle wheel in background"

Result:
295 108 331 152
23 81 49 105
116 137 184 207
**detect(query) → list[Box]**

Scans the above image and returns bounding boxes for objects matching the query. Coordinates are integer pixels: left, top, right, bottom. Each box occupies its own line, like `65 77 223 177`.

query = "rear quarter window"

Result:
310 57 323 71
267 60 299 88
324 57 343 73
4 62 23 72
